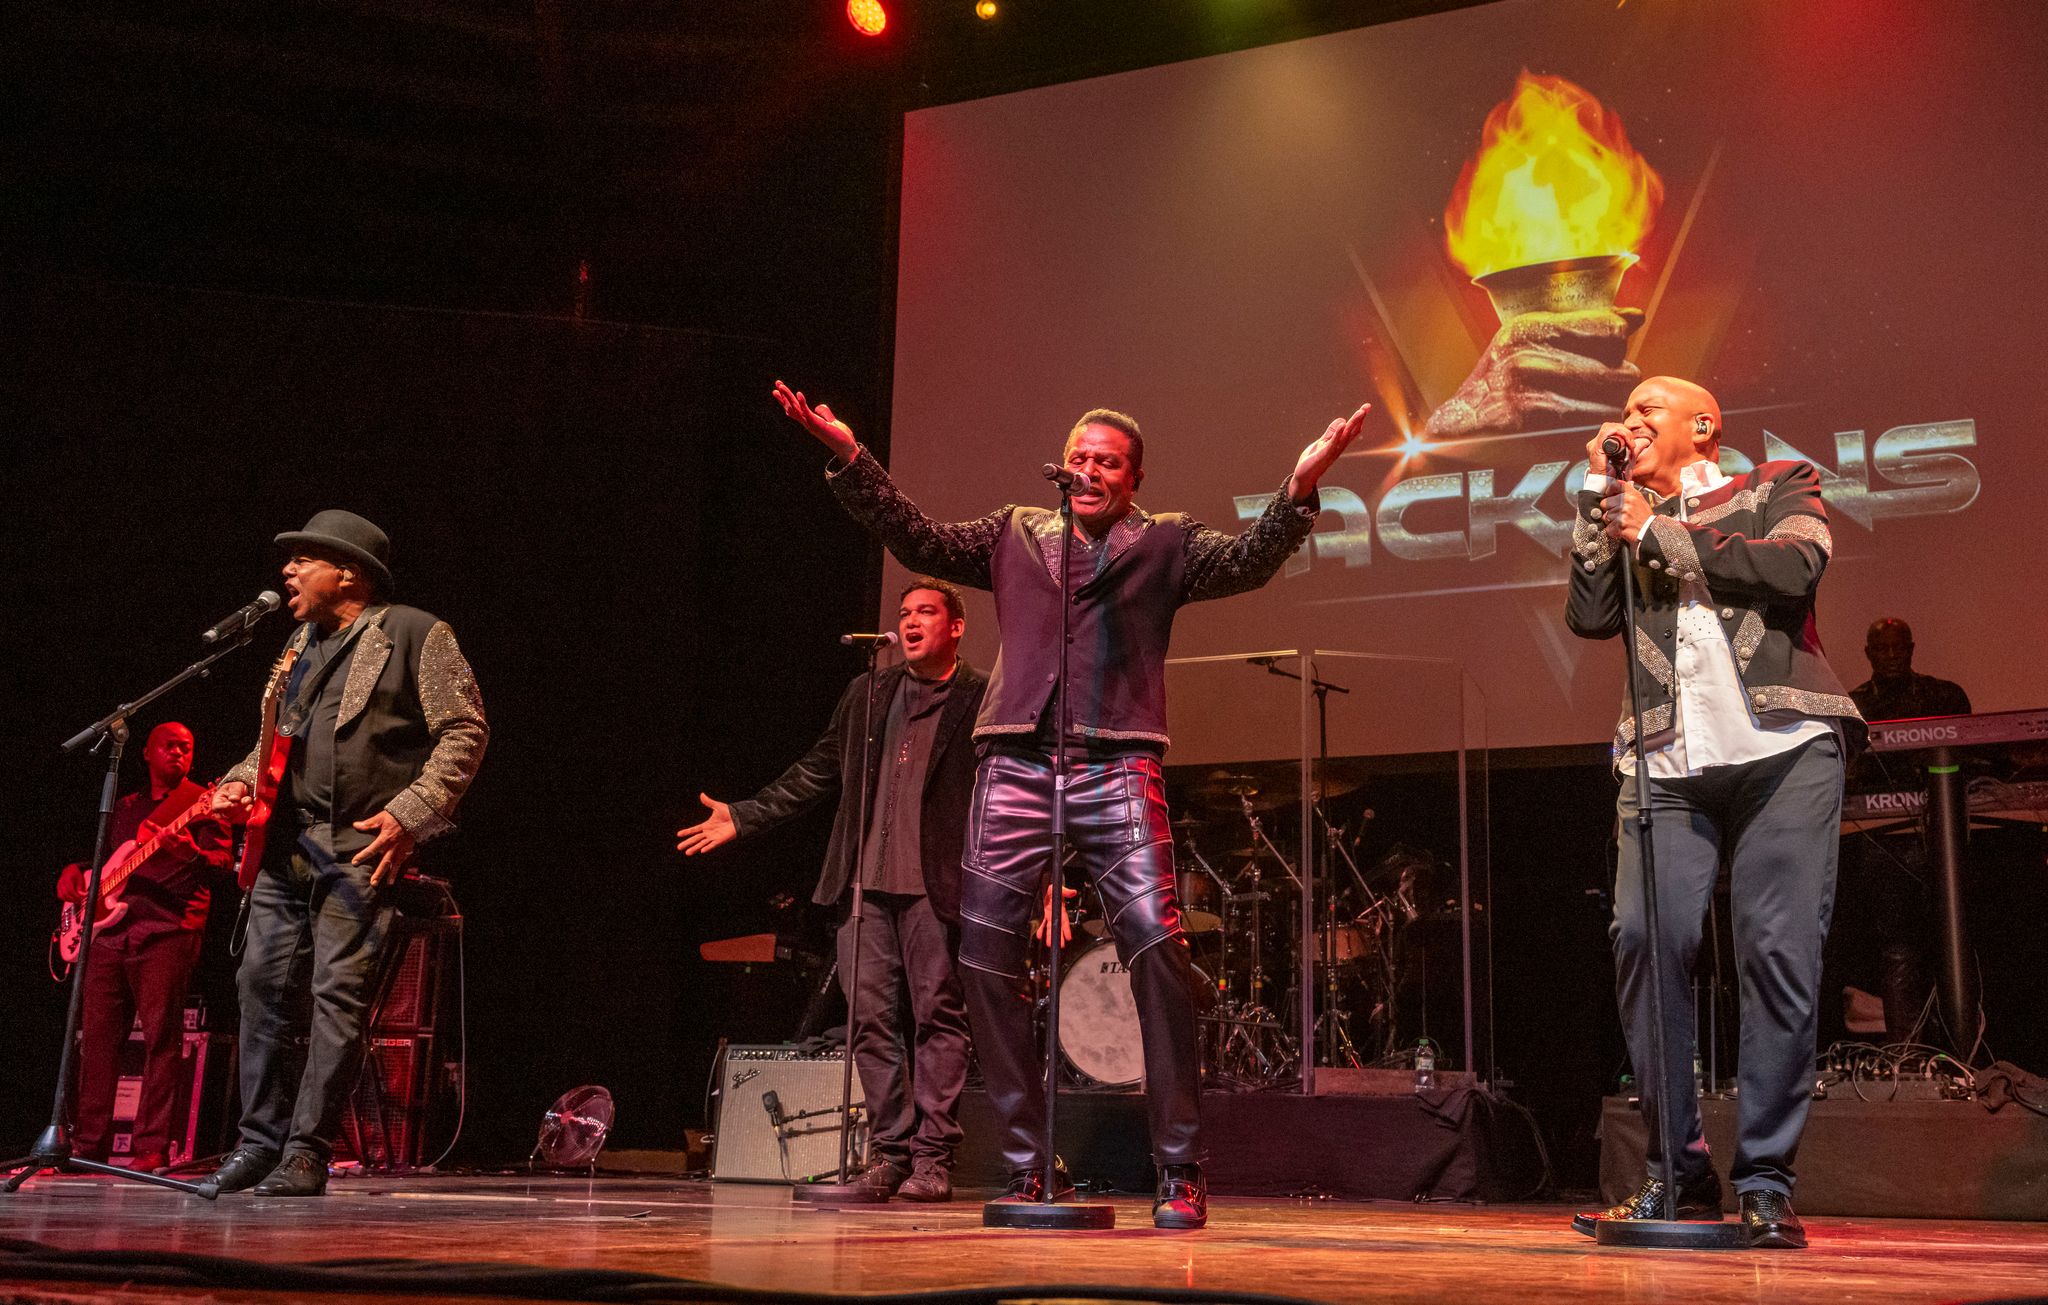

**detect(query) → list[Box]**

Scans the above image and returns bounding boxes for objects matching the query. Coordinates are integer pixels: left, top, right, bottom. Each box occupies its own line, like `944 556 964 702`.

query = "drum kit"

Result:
1047 760 1454 1092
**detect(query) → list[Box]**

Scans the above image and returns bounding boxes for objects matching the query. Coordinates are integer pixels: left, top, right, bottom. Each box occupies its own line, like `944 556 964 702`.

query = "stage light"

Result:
847 0 887 36
975 1 998 18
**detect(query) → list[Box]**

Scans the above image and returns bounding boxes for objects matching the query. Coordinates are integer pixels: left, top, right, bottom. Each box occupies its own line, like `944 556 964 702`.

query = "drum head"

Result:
1057 939 1144 1088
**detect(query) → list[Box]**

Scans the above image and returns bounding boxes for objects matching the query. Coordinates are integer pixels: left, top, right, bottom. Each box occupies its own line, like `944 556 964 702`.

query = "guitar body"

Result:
236 645 302 892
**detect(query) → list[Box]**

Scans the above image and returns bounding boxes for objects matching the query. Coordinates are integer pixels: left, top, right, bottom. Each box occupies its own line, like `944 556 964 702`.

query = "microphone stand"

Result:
1593 452 1742 1249
793 637 889 1205
984 478 1113 1229
3 631 265 1198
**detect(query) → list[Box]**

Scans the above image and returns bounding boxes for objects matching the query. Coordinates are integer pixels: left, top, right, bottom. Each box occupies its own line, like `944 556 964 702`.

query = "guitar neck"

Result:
101 795 211 898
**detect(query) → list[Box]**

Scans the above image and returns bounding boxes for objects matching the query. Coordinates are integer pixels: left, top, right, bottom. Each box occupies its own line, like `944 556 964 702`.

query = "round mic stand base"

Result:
792 1179 890 1206
982 1197 1116 1230
1594 1218 1748 1250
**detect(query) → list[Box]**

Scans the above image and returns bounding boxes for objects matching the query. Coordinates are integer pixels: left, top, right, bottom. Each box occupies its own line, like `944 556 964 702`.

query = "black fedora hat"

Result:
274 509 394 597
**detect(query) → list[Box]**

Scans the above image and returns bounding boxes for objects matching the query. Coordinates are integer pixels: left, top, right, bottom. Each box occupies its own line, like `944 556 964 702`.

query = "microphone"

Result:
760 1090 786 1129
1601 435 1634 477
1042 464 1098 496
200 591 283 644
839 631 899 646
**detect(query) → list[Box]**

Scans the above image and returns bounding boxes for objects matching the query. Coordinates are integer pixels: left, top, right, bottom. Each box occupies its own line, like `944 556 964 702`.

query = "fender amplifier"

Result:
709 1044 866 1184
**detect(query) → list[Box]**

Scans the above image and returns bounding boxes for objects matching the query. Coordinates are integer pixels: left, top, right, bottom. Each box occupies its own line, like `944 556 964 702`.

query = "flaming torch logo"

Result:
1445 72 1664 320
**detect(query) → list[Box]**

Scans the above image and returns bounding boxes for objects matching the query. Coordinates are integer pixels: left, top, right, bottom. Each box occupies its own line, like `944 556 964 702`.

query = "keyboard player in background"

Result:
1826 618 1973 1047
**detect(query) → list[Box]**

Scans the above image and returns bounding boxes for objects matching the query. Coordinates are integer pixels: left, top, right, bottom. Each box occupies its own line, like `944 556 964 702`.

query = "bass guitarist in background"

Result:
205 510 487 1196
55 721 232 1174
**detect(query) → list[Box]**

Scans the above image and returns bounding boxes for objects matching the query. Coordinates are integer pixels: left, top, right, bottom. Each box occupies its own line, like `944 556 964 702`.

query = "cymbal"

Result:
1171 758 1375 810
1181 909 1222 934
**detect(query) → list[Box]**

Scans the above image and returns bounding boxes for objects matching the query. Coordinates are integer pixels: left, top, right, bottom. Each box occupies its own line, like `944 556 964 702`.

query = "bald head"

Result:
142 722 195 793
1618 375 1724 495
1638 376 1722 440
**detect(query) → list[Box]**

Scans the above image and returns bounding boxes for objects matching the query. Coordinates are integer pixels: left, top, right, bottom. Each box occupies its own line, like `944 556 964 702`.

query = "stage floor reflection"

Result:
3 1173 2044 1304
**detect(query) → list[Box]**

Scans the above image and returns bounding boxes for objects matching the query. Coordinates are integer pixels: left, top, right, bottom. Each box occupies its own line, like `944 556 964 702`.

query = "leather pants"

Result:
957 749 1203 1170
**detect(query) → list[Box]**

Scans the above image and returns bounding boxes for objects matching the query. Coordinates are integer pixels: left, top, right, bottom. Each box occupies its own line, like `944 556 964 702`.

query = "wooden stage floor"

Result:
2 1173 2044 1304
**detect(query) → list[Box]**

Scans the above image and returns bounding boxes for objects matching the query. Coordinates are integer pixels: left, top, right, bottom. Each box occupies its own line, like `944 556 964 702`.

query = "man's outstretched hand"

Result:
1287 403 1372 503
772 381 859 463
677 793 738 857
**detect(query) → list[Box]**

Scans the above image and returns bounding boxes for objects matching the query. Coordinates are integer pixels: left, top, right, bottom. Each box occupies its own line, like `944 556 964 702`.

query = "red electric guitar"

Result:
54 786 218 966
235 644 303 891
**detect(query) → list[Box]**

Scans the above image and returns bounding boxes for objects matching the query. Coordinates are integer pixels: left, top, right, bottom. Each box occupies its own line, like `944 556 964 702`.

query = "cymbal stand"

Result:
1182 836 1237 1002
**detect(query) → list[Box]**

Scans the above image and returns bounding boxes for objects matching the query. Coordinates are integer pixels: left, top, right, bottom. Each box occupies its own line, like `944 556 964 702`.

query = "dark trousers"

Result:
838 891 970 1171
1613 733 1842 1198
957 750 1202 1171
235 842 396 1163
73 929 203 1161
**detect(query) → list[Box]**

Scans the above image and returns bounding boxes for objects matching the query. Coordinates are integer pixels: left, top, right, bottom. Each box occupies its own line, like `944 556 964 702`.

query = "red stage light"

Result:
847 0 887 36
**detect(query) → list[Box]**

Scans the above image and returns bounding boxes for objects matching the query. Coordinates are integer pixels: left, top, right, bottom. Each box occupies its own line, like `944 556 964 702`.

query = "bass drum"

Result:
1057 937 1213 1089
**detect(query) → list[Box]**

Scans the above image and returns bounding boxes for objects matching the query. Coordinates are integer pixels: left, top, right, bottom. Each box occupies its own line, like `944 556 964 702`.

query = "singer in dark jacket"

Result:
769 381 1366 1229
678 579 986 1201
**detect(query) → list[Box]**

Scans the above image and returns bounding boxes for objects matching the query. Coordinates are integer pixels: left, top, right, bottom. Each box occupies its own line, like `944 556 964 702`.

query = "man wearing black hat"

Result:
205 510 488 1196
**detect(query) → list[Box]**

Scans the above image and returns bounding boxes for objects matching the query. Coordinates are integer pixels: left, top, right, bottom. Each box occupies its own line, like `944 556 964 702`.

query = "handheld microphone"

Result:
1042 464 1098 496
839 632 899 646
201 591 283 644
760 1090 785 1128
1600 435 1634 476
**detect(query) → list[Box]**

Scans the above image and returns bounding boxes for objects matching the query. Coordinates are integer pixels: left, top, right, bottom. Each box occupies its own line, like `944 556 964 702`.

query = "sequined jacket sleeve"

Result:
1179 481 1321 604
384 620 489 842
1565 502 1627 641
1636 460 1832 603
824 448 1008 591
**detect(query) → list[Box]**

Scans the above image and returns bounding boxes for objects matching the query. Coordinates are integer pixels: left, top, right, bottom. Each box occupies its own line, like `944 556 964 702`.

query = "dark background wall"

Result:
4 0 2039 1185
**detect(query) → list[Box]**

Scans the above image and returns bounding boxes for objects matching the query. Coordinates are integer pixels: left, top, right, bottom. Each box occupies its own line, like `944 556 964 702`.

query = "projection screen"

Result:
884 0 2048 758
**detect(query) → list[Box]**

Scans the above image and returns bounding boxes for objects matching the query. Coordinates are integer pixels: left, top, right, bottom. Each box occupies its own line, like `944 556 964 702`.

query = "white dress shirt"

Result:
1587 460 1832 778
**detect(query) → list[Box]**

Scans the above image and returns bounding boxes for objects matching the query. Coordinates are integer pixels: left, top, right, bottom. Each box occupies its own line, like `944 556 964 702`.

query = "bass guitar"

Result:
54 786 217 965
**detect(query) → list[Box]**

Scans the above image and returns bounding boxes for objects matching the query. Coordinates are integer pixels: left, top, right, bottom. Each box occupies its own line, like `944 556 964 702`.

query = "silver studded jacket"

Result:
1565 459 1863 758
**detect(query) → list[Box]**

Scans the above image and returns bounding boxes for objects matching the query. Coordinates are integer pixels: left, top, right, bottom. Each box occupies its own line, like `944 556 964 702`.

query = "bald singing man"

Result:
1565 377 1863 1249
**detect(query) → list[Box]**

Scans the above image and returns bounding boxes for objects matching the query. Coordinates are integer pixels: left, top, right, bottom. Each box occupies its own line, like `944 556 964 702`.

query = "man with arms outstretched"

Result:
772 382 1366 1228
678 579 985 1201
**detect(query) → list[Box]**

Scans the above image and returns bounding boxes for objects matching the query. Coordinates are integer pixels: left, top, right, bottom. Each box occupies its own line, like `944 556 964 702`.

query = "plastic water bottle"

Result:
1413 1040 1436 1094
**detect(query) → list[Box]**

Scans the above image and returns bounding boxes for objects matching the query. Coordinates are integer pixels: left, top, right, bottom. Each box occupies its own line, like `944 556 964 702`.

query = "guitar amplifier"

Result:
710 1044 866 1184
335 883 462 1171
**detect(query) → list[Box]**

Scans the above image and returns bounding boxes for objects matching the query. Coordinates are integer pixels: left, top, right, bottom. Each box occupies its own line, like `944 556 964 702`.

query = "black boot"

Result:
991 1162 1074 1204
1153 1163 1207 1230
1571 1169 1723 1236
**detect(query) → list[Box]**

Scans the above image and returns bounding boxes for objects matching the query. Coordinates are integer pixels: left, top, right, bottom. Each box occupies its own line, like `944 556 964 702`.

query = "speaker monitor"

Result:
710 1044 866 1184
